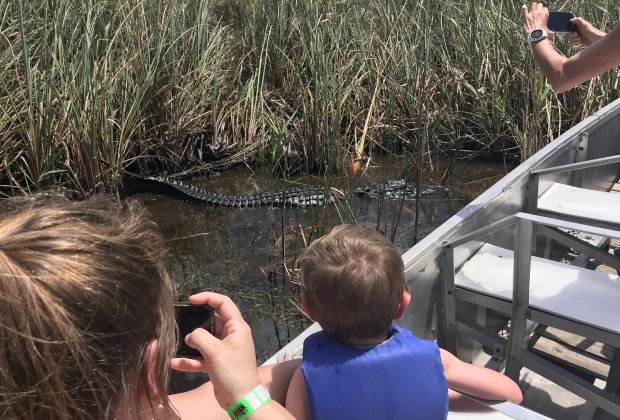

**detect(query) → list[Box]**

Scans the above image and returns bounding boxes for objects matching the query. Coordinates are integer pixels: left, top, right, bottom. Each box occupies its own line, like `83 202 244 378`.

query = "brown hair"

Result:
0 194 177 419
298 224 407 343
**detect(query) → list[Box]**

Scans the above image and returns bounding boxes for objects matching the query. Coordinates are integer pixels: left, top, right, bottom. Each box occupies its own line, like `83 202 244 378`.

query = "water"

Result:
133 156 514 391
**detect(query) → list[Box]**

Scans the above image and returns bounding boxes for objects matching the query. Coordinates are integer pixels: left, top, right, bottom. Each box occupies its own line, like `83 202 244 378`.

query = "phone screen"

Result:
174 303 215 358
547 12 576 32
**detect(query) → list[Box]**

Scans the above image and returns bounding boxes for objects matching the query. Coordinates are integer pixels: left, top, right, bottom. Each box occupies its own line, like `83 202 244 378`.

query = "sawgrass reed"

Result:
1 0 618 195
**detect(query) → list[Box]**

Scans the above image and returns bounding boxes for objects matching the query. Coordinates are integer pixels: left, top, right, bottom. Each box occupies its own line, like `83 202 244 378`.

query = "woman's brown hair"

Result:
0 194 177 419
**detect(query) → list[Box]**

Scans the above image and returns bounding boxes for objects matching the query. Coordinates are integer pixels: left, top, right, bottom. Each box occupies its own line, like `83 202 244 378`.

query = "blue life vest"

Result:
301 325 448 420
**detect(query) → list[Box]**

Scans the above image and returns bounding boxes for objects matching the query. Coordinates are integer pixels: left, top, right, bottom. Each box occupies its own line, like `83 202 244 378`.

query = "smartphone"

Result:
174 303 215 358
547 11 577 33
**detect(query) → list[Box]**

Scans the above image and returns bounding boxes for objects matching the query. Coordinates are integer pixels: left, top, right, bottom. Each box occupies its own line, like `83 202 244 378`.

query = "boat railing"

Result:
439 211 620 418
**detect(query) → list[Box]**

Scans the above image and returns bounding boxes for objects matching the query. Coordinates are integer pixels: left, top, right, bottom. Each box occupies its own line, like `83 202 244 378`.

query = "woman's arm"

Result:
170 292 296 420
170 360 301 420
522 3 620 93
530 24 620 93
440 349 523 408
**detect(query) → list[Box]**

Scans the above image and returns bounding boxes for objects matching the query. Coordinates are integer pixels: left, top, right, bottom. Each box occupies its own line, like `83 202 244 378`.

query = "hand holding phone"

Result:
175 303 215 358
547 11 577 33
170 292 263 411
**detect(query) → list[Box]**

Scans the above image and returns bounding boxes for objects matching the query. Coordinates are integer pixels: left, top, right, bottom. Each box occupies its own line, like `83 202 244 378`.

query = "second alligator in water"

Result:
124 175 450 208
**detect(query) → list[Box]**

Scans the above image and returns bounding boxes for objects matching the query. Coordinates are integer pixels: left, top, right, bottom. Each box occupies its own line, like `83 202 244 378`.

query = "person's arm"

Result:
170 360 301 420
440 348 523 411
530 24 620 93
522 3 620 93
170 292 295 420
284 366 309 420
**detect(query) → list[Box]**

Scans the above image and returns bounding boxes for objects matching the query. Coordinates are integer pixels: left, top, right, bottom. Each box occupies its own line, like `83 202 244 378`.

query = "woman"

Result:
0 194 295 419
522 2 620 92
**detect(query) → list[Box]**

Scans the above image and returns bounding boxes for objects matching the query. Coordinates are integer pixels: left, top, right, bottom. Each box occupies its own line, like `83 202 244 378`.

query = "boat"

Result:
264 97 620 419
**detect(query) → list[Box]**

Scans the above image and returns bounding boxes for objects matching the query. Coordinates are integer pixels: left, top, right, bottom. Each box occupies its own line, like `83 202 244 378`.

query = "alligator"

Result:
123 174 450 208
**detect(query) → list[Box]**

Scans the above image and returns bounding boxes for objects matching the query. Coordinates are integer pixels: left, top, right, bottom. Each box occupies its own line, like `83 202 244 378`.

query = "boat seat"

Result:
527 154 620 233
537 183 620 227
455 243 620 336
536 182 620 267
439 213 620 419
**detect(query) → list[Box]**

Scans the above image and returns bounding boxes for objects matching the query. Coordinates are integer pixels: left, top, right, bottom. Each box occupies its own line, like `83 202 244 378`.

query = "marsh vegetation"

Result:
1 0 619 196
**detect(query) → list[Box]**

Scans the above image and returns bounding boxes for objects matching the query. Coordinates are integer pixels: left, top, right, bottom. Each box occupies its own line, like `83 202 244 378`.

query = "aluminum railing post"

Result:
505 217 534 381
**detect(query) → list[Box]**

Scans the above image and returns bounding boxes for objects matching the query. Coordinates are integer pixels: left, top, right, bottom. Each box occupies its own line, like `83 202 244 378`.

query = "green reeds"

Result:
1 0 618 195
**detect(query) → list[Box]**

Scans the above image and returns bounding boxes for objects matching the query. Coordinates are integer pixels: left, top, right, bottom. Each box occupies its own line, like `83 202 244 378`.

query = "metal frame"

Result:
440 212 620 418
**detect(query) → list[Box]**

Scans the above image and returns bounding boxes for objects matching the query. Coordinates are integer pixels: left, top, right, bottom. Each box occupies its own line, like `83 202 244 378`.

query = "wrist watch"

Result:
527 29 548 44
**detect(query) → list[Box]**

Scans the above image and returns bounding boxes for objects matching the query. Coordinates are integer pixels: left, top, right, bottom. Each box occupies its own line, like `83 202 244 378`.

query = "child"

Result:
285 224 523 419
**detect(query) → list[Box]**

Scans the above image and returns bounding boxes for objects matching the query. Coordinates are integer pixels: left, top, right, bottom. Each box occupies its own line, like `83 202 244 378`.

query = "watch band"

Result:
225 384 272 420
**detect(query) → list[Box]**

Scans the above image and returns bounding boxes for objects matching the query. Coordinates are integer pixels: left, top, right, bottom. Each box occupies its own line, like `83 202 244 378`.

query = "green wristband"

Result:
225 384 272 420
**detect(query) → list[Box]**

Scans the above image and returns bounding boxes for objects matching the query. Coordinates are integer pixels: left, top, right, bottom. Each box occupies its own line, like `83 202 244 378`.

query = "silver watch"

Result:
527 29 548 44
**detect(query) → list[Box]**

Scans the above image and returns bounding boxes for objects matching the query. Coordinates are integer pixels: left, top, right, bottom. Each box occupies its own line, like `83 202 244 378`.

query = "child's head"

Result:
298 224 408 343
0 194 177 419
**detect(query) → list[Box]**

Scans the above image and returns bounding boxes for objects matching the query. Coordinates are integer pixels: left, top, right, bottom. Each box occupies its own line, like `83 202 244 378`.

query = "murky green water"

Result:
133 156 514 391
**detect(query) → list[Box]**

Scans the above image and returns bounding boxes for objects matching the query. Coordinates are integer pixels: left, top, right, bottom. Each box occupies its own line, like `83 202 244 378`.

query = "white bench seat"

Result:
455 243 620 335
537 183 620 225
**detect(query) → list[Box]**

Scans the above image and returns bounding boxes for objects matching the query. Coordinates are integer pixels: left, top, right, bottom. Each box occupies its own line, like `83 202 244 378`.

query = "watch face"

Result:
530 29 543 38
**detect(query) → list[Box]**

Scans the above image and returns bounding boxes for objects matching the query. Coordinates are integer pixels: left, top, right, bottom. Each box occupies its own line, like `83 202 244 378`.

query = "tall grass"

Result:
1 0 618 195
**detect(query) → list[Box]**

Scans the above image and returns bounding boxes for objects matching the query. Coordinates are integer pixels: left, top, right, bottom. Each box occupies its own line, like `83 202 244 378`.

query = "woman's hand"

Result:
522 3 551 37
567 17 606 47
170 292 261 409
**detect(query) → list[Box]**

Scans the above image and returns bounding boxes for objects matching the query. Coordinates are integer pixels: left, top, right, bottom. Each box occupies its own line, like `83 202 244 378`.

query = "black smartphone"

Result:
174 303 215 358
547 11 576 32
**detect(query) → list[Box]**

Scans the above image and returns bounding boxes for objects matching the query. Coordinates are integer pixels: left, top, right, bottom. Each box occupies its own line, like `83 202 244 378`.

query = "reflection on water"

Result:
133 156 513 392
